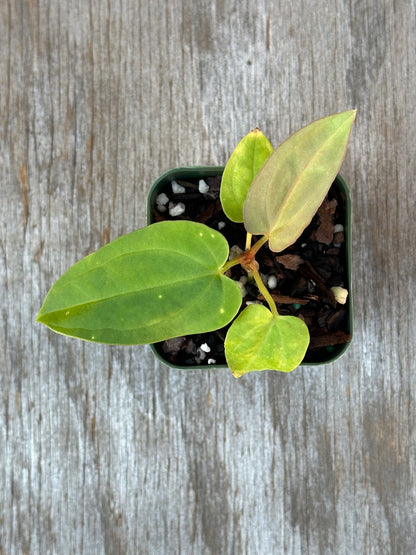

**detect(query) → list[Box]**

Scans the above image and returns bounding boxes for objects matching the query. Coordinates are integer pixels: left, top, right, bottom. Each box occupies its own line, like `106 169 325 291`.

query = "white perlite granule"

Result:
200 343 211 353
168 202 186 217
156 192 169 205
267 274 278 289
198 179 209 194
171 180 185 194
229 245 243 259
237 280 247 297
330 286 348 304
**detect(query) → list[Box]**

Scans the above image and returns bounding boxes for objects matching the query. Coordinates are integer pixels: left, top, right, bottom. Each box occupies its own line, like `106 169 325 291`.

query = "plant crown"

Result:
37 110 356 376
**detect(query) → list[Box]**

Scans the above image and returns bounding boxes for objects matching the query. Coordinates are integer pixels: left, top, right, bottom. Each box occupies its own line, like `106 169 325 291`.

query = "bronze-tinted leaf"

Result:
243 110 356 252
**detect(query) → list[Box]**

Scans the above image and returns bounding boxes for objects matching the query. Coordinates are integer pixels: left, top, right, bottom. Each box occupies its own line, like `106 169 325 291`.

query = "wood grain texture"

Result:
1 0 416 553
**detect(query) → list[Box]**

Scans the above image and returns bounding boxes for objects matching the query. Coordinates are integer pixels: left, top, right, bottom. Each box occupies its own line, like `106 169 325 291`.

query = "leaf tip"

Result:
338 108 357 126
35 310 45 324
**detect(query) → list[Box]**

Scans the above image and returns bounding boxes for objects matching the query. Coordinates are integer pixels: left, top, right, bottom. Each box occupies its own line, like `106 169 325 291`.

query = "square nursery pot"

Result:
147 166 353 371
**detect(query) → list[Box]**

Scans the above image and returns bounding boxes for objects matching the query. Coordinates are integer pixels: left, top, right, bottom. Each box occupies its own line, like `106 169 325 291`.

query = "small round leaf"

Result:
225 304 310 377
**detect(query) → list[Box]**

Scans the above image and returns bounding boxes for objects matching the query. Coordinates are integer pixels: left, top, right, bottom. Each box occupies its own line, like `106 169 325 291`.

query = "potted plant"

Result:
37 110 356 377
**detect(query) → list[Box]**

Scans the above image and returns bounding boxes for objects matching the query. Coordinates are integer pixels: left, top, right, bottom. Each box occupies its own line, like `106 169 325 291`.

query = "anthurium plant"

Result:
37 110 356 377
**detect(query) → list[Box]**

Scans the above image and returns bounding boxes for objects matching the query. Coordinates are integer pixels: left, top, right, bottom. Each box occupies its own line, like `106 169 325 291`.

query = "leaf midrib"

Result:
49 245 224 295
266 120 349 234
241 315 276 368
39 272 226 318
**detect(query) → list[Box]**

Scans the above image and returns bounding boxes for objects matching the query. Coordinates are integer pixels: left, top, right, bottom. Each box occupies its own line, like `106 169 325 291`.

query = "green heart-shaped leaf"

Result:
37 221 242 344
243 110 356 252
224 304 310 377
220 128 273 222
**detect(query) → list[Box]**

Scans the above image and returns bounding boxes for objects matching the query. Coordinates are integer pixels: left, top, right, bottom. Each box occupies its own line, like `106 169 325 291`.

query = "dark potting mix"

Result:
151 175 351 367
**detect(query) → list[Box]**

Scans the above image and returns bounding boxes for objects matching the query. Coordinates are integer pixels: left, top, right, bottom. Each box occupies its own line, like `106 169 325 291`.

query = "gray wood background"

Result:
1 0 415 553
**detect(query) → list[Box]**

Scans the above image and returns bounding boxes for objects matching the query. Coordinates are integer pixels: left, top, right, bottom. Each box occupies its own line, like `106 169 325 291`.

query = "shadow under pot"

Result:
147 166 353 371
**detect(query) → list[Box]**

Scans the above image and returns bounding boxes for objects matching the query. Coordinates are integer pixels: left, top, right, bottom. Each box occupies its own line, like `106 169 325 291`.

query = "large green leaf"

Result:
243 110 356 252
37 221 242 344
220 128 273 222
224 304 310 377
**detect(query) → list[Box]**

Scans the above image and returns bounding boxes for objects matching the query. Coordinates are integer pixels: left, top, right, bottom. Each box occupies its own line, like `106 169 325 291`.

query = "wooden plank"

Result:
1 0 415 552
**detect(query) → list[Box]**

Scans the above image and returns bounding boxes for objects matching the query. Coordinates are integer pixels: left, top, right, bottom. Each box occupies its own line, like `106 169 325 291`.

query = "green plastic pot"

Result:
147 166 353 371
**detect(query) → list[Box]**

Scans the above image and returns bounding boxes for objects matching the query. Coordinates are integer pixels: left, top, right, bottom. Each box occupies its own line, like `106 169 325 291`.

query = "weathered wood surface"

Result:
1 0 416 553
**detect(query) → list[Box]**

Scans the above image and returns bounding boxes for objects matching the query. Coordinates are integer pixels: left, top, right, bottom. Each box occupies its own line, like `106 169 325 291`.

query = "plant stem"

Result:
245 233 252 250
248 234 269 257
220 256 242 274
252 269 279 317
